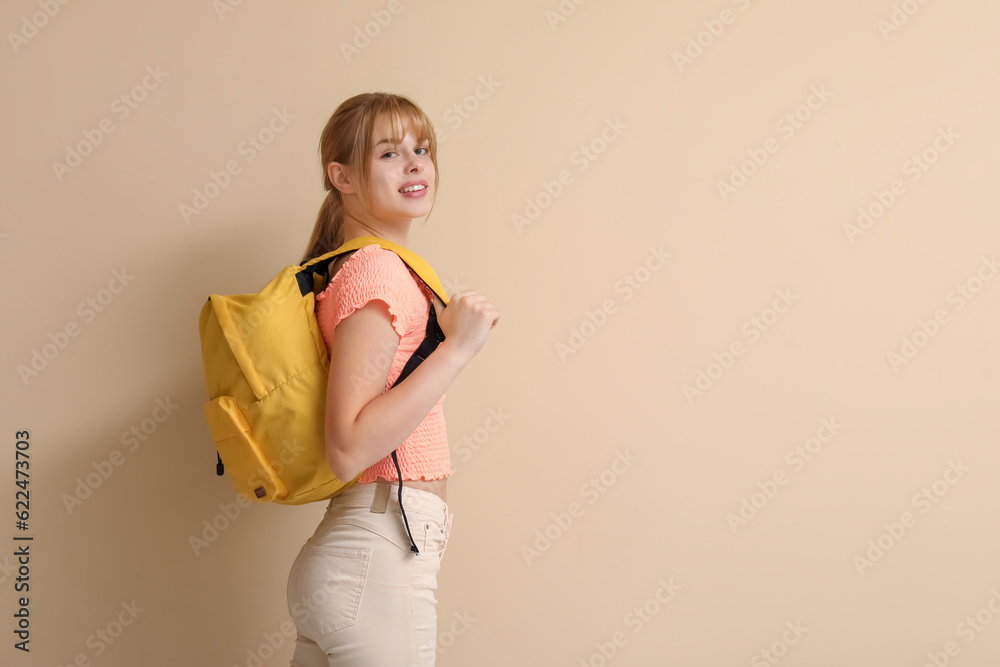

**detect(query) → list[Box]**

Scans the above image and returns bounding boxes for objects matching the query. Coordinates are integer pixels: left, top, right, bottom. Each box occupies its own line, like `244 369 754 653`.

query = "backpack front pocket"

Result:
203 395 287 502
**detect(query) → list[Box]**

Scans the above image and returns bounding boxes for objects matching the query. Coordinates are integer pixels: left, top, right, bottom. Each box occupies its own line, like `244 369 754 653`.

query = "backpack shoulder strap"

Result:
301 235 449 306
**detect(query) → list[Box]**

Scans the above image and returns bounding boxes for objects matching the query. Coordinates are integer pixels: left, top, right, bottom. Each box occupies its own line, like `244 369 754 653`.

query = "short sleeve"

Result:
315 244 415 343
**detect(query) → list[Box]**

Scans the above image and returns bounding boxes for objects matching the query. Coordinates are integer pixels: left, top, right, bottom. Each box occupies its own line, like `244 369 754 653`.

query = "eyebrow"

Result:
375 136 427 148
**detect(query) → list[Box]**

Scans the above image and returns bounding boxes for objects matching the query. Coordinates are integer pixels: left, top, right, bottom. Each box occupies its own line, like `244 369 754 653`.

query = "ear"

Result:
328 162 355 195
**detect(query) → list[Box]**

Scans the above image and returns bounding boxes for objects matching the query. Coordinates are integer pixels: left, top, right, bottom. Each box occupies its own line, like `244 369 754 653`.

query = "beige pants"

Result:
286 481 454 666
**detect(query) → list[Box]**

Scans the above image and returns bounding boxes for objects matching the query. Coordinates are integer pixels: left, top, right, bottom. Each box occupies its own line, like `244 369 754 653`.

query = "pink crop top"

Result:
314 244 452 483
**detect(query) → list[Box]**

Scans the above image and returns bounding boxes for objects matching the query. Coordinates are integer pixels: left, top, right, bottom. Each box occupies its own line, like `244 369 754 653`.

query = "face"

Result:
359 115 435 224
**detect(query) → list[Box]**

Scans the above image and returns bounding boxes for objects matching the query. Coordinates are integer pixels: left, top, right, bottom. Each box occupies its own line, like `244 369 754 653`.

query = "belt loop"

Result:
371 482 390 513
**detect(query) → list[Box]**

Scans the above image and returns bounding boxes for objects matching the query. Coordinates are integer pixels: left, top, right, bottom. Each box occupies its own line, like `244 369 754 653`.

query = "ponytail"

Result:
300 189 345 264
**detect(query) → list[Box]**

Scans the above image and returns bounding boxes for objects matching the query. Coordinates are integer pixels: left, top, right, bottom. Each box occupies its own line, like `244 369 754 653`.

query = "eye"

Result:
380 146 428 159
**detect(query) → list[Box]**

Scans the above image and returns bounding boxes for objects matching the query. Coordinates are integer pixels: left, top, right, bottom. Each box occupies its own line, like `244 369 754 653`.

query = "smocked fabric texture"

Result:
315 244 452 483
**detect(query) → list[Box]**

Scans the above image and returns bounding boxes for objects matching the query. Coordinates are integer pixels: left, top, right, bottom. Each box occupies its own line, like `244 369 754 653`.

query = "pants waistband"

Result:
329 481 449 522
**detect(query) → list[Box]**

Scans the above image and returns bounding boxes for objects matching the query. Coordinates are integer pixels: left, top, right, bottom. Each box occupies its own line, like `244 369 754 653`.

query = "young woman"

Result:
286 92 499 666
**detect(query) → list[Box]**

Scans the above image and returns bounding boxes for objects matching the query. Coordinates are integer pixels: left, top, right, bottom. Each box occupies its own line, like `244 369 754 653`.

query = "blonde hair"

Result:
300 92 439 264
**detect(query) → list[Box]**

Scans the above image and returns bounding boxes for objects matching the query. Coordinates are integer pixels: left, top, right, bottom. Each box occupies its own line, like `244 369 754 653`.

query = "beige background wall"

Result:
2 0 999 665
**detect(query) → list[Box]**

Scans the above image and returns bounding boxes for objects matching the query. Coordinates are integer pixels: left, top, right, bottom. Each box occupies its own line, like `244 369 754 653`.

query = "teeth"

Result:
400 184 426 193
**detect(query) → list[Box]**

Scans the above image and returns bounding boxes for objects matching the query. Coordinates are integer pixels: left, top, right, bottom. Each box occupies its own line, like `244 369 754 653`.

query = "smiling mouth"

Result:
399 184 427 193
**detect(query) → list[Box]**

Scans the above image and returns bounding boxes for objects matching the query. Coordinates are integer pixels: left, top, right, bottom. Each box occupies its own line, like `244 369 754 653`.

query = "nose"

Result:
405 150 423 172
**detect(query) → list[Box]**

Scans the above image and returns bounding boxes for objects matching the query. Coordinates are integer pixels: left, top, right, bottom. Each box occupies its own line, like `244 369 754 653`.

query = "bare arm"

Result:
324 300 469 482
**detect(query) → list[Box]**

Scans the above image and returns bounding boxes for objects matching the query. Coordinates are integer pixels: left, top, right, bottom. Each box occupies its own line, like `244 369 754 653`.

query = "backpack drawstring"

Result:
387 299 446 557
392 450 420 555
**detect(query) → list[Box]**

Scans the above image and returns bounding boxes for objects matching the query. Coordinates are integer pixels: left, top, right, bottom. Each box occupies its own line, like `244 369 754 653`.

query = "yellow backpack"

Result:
197 235 450 507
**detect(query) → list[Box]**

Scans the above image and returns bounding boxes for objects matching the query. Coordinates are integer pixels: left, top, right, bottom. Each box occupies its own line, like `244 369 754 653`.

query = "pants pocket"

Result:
288 545 370 636
420 512 454 558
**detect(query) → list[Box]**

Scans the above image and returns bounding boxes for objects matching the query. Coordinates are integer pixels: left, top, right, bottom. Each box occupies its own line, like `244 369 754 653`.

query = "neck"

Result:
340 214 411 249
